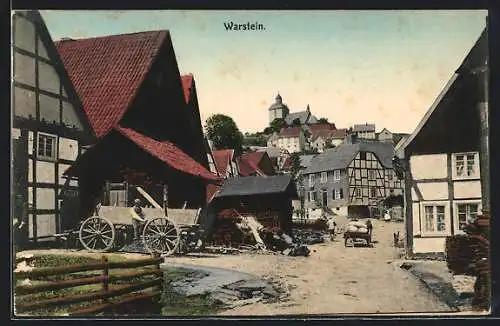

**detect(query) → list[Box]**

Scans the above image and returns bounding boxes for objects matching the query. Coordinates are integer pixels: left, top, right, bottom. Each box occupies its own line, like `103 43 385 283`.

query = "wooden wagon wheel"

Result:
142 217 180 256
79 216 116 252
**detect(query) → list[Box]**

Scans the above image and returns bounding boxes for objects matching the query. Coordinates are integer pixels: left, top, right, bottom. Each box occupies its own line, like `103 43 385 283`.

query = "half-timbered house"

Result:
12 11 95 245
400 27 488 257
302 136 403 217
54 30 220 228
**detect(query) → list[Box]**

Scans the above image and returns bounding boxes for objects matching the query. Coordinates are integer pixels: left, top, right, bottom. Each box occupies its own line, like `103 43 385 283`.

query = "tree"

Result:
289 152 301 177
318 117 329 124
263 127 274 135
269 118 286 133
205 114 244 152
291 118 302 127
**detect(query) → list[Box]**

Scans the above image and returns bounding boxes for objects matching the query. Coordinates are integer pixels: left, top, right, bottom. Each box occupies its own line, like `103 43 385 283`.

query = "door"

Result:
322 190 328 208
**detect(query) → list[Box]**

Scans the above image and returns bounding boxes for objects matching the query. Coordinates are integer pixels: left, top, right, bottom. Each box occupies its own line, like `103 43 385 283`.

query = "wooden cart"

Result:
78 205 201 256
343 229 372 247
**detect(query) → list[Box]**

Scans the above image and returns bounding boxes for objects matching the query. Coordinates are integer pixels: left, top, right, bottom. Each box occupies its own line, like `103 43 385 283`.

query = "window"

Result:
308 174 315 187
37 133 56 161
359 152 366 160
355 188 362 198
457 203 480 231
423 205 446 233
308 191 314 202
387 170 393 181
320 172 327 183
368 170 376 180
334 189 344 200
333 170 341 181
454 153 479 178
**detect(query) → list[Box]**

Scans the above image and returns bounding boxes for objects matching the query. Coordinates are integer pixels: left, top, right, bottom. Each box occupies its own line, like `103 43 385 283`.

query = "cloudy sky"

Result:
41 10 487 134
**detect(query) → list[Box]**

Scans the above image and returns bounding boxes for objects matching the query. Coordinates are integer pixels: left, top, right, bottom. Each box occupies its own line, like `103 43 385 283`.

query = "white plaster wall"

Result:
38 61 60 95
411 187 418 200
413 237 446 254
332 206 348 217
454 181 482 199
410 154 448 180
12 128 21 139
417 182 448 200
28 214 34 238
58 163 71 185
36 214 57 237
36 161 56 183
412 203 420 235
28 186 33 209
28 131 34 154
36 188 56 210
28 159 33 182
59 137 79 161
331 139 343 147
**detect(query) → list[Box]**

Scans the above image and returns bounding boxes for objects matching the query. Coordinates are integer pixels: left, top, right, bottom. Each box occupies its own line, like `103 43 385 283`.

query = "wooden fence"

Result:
14 256 164 316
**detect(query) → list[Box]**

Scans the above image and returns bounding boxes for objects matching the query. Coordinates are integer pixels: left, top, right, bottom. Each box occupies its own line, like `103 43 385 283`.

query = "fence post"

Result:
102 256 109 292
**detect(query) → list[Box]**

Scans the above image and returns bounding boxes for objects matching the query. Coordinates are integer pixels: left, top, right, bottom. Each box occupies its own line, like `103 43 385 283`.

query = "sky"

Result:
40 10 487 134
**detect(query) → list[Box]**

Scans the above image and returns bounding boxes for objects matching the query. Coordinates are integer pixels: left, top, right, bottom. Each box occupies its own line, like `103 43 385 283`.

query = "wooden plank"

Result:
14 257 163 278
135 187 162 209
69 289 161 316
16 268 163 295
15 278 162 312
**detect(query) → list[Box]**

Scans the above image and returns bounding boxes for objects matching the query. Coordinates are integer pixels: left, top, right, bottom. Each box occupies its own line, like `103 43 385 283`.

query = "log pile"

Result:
445 213 490 310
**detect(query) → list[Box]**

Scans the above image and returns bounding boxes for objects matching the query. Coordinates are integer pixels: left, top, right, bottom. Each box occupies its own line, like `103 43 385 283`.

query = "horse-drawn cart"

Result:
343 221 372 247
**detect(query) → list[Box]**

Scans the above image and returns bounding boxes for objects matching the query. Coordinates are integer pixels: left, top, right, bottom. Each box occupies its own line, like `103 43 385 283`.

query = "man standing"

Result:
327 216 336 241
130 198 147 240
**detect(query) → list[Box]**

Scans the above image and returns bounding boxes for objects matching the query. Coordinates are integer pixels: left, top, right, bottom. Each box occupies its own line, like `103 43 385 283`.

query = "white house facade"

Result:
401 27 487 257
12 11 94 244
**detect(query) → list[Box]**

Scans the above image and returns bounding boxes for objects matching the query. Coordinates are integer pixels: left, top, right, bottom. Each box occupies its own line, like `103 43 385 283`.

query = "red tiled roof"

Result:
115 125 220 181
278 127 303 138
308 123 335 132
238 151 266 177
181 74 194 104
55 31 169 138
281 156 292 170
206 184 221 203
213 149 234 176
330 128 348 139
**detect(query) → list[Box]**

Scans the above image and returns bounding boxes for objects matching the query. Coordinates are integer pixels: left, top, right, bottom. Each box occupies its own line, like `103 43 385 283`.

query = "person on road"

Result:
327 216 337 241
130 198 147 240
384 209 391 221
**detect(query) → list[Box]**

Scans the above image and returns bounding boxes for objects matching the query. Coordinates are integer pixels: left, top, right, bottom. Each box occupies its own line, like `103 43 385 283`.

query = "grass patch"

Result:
14 253 158 317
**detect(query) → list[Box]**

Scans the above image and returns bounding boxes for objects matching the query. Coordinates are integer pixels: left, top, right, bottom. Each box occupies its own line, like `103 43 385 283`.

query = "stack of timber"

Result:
445 213 490 310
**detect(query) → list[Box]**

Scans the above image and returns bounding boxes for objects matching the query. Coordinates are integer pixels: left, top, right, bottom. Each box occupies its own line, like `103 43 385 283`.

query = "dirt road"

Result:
165 218 453 315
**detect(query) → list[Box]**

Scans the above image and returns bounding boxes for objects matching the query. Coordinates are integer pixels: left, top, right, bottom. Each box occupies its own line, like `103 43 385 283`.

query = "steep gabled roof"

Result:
401 27 487 152
303 141 395 174
55 30 169 137
285 110 318 125
237 151 267 177
21 11 95 141
213 149 234 176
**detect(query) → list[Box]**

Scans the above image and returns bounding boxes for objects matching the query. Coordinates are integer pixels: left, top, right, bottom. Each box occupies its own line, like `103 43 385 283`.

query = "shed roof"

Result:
214 175 296 198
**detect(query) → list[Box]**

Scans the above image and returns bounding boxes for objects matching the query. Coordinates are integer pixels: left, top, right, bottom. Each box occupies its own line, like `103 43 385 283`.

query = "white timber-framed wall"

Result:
408 152 482 254
401 26 487 257
12 11 94 244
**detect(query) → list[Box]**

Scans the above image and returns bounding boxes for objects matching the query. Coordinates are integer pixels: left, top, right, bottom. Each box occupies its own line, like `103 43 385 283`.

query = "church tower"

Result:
268 93 289 124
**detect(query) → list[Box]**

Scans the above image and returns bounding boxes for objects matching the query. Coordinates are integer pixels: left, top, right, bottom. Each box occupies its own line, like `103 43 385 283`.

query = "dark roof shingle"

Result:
214 175 295 198
304 141 395 174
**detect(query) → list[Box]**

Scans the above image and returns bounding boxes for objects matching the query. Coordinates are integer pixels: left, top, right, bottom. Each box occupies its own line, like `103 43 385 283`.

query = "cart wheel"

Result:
345 238 354 247
79 216 115 252
142 217 180 256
